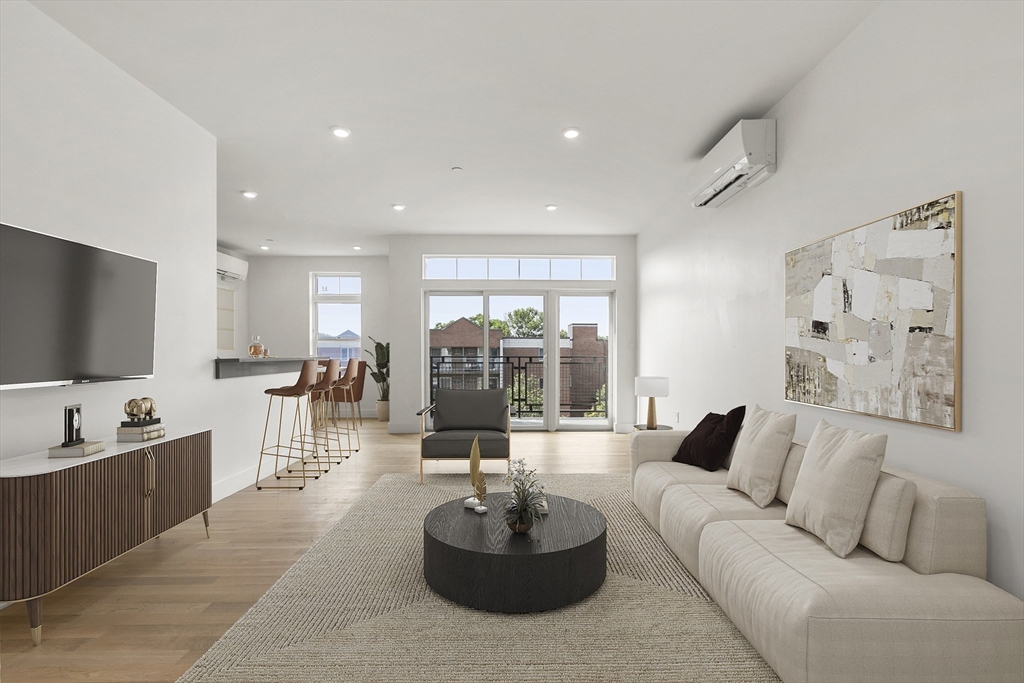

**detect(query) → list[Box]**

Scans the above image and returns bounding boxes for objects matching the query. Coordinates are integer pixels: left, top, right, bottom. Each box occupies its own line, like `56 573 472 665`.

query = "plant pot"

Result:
376 400 390 422
507 520 533 534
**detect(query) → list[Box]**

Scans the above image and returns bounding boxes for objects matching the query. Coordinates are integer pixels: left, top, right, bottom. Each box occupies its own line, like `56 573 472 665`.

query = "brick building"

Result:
429 318 607 417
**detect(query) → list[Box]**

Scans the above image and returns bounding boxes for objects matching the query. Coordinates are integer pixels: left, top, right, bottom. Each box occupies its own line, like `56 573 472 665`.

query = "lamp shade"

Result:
635 376 669 397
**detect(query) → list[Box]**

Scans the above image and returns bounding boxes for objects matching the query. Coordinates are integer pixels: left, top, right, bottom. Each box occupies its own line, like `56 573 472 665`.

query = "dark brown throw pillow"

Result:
673 405 746 471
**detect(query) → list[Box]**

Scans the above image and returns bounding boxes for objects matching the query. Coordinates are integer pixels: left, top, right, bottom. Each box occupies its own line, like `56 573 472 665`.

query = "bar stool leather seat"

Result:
255 360 321 490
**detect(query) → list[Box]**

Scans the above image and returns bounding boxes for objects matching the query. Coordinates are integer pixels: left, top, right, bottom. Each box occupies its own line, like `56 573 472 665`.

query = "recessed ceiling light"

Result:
546 204 558 211
392 204 405 211
562 127 580 139
331 127 350 138
451 166 463 172
242 191 257 199
353 246 362 251
259 245 269 250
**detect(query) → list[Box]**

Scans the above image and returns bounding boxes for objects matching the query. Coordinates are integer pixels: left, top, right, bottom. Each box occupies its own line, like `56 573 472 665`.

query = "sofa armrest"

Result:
629 430 690 482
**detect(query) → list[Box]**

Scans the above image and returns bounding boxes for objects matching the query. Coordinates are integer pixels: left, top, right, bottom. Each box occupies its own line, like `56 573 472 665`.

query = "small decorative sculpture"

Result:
124 397 157 421
464 435 487 514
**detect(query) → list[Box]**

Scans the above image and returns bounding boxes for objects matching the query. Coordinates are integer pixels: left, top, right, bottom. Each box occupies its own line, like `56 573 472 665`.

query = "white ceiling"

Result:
32 1 878 256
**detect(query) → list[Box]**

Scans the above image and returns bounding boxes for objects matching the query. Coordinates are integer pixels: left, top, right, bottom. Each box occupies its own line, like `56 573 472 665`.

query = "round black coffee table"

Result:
423 492 607 613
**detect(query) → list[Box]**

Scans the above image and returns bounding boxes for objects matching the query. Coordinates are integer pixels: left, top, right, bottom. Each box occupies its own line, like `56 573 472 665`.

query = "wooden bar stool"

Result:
326 358 361 460
290 358 344 474
255 360 321 490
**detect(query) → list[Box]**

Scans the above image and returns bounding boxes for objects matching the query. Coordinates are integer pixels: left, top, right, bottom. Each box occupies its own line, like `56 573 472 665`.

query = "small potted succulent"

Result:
504 458 546 533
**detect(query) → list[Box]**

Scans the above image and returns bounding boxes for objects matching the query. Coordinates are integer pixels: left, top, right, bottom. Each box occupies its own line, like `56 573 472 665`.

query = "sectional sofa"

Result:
630 428 1024 683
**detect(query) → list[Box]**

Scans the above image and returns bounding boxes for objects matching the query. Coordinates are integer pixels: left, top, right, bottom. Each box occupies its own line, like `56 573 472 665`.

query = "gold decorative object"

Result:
124 397 157 421
465 435 487 513
470 435 486 504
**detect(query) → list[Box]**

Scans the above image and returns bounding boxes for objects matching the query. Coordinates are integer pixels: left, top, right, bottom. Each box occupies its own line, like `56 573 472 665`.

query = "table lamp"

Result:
635 376 669 430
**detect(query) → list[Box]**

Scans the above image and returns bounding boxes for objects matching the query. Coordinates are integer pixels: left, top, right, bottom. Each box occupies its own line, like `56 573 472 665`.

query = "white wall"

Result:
215 264 249 359
0 1 276 501
246 255 390 415
637 2 1023 598
387 234 637 433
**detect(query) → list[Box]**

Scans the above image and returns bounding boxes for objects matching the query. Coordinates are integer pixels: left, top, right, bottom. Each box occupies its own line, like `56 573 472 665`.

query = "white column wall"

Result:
0 1 273 501
636 2 1023 597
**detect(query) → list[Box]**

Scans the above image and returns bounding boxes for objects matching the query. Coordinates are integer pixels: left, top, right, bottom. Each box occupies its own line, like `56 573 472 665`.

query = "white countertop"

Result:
0 428 209 478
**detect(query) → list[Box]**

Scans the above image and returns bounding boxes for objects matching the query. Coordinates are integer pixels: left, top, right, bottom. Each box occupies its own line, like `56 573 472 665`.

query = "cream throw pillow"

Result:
725 405 798 508
786 420 887 558
859 472 917 562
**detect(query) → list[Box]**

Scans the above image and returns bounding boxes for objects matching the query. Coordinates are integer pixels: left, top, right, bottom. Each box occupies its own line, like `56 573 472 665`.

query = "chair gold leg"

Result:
258 394 312 490
255 394 274 490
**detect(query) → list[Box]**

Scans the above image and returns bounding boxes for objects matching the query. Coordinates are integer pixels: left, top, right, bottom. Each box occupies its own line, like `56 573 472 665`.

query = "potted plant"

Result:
504 458 546 533
365 336 390 422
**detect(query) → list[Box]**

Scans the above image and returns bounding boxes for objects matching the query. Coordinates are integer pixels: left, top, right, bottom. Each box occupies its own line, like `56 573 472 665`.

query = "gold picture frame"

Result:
784 192 961 431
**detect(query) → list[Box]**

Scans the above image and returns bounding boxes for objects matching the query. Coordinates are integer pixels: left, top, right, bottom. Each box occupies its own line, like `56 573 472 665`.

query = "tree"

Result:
507 373 543 417
504 307 544 338
584 383 607 418
434 314 509 336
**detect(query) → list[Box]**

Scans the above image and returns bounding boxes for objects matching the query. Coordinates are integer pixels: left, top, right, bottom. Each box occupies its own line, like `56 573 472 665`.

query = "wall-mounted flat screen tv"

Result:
0 223 157 390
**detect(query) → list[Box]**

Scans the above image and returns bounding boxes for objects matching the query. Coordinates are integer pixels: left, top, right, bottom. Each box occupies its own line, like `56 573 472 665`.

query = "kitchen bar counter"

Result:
214 356 323 379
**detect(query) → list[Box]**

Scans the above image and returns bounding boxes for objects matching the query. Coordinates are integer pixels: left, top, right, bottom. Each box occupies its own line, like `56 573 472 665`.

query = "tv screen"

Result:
0 223 157 389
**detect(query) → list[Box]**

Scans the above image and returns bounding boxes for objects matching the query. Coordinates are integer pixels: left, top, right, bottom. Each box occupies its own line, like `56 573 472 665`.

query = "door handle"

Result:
145 448 156 497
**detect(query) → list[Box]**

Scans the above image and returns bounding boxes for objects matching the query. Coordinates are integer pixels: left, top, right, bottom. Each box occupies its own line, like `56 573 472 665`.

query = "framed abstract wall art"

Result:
784 192 961 431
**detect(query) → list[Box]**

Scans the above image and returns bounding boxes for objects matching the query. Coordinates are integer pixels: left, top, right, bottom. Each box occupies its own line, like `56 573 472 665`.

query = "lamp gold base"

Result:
646 396 657 430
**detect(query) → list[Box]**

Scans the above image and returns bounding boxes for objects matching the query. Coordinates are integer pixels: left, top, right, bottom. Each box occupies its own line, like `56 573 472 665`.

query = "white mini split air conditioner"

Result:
216 252 249 281
688 119 776 208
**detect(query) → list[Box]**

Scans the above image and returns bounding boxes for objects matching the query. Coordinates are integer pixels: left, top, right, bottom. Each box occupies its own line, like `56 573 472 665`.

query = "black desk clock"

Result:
62 404 84 447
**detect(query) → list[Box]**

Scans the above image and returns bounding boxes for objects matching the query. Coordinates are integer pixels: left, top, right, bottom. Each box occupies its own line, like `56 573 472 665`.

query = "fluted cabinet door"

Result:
1 450 148 602
150 431 212 538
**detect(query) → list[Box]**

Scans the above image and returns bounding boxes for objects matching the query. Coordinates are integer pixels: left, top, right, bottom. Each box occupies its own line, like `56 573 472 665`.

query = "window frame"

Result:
311 272 362 361
422 255 616 281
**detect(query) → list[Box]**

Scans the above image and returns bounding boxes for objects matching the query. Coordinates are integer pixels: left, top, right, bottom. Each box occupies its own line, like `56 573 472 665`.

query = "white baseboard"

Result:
387 421 418 434
213 465 258 503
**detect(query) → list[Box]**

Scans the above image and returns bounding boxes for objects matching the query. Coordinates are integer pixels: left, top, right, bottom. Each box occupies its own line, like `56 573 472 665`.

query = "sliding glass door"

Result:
556 294 612 429
488 295 546 427
425 291 612 430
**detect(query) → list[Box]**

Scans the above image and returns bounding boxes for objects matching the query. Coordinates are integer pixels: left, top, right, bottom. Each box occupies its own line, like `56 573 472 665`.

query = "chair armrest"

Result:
416 404 435 416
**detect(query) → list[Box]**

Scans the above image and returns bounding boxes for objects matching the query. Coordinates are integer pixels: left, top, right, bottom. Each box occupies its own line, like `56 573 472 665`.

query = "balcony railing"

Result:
428 355 607 419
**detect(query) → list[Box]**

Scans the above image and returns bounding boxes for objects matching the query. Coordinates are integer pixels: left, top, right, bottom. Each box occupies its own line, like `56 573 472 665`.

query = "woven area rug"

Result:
179 473 779 682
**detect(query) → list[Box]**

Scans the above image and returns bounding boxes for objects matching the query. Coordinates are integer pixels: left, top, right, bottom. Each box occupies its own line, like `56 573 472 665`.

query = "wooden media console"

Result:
0 429 212 645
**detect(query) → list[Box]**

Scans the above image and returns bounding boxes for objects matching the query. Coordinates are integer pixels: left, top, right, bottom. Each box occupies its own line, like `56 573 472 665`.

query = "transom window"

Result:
312 273 361 362
423 256 615 281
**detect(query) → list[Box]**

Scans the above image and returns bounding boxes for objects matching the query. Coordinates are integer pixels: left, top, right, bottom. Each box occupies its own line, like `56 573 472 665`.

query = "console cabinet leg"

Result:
27 598 42 646
202 509 210 538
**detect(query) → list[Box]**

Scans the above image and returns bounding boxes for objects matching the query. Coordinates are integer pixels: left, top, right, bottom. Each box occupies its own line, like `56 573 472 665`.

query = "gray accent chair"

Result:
417 388 511 483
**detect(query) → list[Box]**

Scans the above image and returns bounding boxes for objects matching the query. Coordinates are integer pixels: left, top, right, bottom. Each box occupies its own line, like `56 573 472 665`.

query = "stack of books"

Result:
48 440 106 458
117 420 166 442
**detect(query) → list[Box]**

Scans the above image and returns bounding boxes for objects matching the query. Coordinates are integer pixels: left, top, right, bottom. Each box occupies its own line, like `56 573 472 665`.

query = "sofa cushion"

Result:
785 420 887 558
660 484 785 582
632 462 728 533
421 430 509 458
432 388 508 432
672 405 745 471
726 405 797 507
774 440 807 505
700 520 1024 683
859 472 917 562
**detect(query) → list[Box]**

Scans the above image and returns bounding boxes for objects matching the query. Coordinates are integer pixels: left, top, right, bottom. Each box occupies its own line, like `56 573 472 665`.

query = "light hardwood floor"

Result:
0 421 632 682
